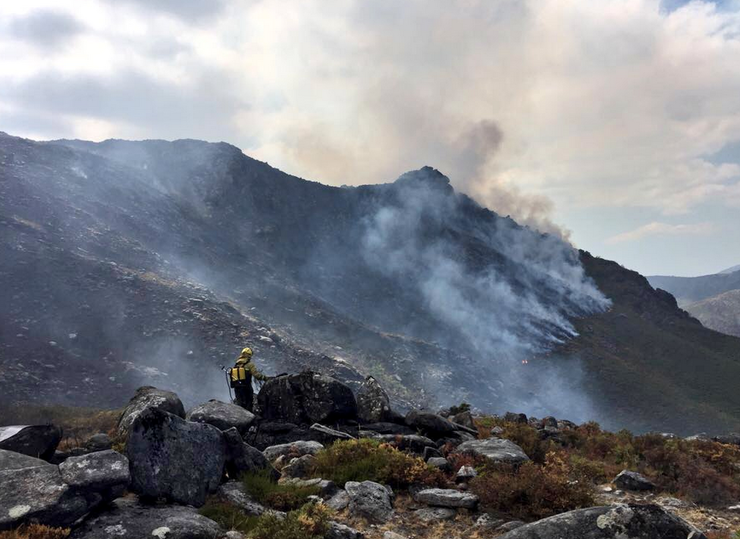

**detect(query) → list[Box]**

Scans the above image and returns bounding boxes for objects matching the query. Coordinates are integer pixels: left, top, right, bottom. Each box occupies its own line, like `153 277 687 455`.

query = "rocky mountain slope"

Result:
648 268 740 304
3 131 740 434
682 290 740 339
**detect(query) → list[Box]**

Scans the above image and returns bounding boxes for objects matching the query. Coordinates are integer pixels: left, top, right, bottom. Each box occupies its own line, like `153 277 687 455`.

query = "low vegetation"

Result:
0 525 70 539
241 469 321 511
312 438 444 488
199 499 260 535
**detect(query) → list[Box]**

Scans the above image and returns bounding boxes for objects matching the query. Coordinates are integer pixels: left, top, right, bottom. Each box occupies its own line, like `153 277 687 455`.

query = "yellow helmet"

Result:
239 347 253 360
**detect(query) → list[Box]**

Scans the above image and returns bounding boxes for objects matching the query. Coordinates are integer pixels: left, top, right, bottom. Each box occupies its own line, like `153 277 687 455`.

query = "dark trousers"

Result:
234 384 254 412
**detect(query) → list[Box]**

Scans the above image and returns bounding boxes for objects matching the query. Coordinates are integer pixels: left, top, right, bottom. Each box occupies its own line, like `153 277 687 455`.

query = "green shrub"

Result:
471 452 594 520
312 438 444 488
241 470 320 511
198 499 259 534
249 502 332 539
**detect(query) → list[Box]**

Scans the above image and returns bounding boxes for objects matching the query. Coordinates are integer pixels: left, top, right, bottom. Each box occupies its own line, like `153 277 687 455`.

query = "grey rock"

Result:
187 399 256 435
356 376 392 423
423 446 443 461
378 434 436 454
451 411 476 430
126 408 225 507
541 416 559 429
405 410 458 438
84 433 112 453
326 489 350 511
613 470 655 491
281 477 337 497
263 440 324 462
0 465 92 529
383 533 407 539
557 419 578 430
359 422 415 436
69 498 222 539
281 454 316 479
413 488 478 509
345 480 393 523
714 433 740 445
454 438 529 465
310 423 355 444
504 412 528 424
414 507 457 522
428 457 450 471
498 521 526 532
218 481 269 516
0 448 52 471
455 465 477 483
327 521 365 539
476 514 505 529
117 386 185 438
257 372 357 425
497 504 706 539
0 424 62 461
223 428 279 481
59 450 130 491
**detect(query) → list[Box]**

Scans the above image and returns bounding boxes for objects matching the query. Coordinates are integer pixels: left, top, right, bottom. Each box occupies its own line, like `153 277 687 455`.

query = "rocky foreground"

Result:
2 371 737 538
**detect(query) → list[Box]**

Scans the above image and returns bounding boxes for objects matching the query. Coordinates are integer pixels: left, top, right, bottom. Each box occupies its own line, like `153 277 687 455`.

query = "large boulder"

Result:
187 399 256 436
413 488 479 509
613 470 655 491
59 450 130 491
257 372 358 425
0 465 92 530
117 386 185 438
84 433 112 453
0 448 53 471
345 481 393 523
405 410 458 438
454 438 529 465
223 427 279 481
126 408 226 507
69 498 223 539
356 376 392 424
498 504 706 539
0 425 62 461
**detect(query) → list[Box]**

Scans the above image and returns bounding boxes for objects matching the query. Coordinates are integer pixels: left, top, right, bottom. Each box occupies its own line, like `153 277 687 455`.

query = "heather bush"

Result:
199 499 259 534
241 469 320 511
250 502 333 539
0 526 69 539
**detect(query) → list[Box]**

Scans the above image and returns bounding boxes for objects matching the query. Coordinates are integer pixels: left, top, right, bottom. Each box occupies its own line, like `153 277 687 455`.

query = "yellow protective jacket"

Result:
230 358 268 384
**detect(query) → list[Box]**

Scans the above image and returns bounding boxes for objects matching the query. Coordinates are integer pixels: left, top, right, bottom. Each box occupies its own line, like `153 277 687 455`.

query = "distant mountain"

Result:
684 290 740 338
648 270 740 304
720 264 740 275
3 132 740 434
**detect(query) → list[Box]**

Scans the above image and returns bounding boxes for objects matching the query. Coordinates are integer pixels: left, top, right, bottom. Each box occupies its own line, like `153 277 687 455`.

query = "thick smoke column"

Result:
361 168 610 420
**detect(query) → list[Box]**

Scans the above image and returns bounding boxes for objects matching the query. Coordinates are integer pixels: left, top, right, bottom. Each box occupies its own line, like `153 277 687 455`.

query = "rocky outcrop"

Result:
405 410 458 438
0 448 52 471
613 470 655 491
59 450 130 491
117 386 185 437
454 437 529 465
356 376 392 423
257 372 358 425
187 399 256 435
69 498 223 539
345 481 393 523
126 408 225 507
497 504 706 539
0 425 62 461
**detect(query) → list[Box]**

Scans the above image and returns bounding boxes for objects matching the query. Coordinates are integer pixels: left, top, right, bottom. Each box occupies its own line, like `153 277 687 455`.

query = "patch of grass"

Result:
0 525 70 539
241 469 320 511
249 502 333 539
198 499 259 534
471 452 595 520
312 438 445 488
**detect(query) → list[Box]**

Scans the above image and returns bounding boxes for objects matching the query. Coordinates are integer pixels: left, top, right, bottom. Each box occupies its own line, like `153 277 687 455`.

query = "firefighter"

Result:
228 347 268 411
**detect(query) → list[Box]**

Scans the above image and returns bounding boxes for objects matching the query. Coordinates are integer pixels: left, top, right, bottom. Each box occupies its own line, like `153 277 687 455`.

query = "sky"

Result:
1 0 740 277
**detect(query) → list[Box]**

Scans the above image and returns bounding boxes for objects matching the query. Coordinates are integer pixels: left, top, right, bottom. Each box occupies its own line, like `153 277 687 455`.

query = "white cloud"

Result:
606 221 715 244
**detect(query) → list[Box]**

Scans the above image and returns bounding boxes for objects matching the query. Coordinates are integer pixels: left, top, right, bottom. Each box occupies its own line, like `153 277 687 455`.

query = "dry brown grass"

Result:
0 525 70 539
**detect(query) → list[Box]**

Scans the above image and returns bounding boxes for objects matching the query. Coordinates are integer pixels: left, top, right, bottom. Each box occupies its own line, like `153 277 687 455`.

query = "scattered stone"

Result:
0 424 63 461
414 507 457 522
0 448 52 471
59 450 130 491
117 386 185 437
218 481 269 516
281 477 338 497
68 498 222 539
541 416 559 428
310 423 355 444
223 428 279 481
326 489 351 511
345 480 394 523
186 399 256 435
257 372 358 425
84 433 112 453
455 465 477 483
378 434 436 454
383 532 407 539
281 454 316 479
504 412 528 424
427 457 450 471
126 408 225 507
413 488 479 509
475 514 505 529
454 438 529 465
328 521 365 539
496 504 706 538
613 470 655 491
405 410 458 438
356 376 392 424
263 440 324 462
423 446 443 461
